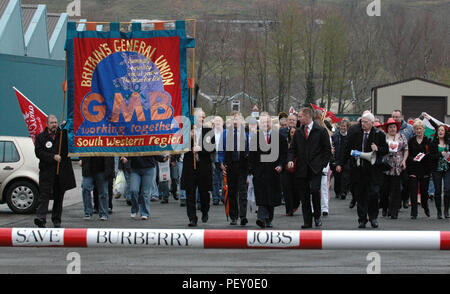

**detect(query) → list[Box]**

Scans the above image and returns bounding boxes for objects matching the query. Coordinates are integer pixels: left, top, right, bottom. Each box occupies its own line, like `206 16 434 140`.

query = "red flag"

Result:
311 103 342 123
310 103 325 112
326 111 342 124
13 87 47 144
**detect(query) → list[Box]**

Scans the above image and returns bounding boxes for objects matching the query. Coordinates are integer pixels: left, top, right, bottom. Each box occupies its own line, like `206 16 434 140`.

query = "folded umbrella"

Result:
223 174 230 221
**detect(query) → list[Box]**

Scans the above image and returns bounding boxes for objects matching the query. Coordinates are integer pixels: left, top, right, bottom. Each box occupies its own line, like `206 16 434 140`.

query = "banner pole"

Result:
56 50 68 175
193 131 197 170
191 20 197 170
191 19 196 93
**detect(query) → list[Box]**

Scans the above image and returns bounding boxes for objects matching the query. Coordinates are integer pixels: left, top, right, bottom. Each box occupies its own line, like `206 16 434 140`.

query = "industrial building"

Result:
0 0 68 136
372 77 450 123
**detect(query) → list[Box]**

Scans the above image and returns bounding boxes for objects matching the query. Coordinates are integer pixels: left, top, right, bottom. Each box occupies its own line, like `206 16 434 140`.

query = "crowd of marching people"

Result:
33 108 450 229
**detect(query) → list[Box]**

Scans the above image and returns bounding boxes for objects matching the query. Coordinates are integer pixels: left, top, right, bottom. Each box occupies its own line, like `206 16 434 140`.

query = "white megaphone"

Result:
351 150 376 166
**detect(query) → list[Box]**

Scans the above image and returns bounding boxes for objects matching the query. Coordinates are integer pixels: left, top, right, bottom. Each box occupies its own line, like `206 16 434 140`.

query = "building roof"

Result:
5 3 62 39
0 0 9 19
47 13 60 38
371 77 450 92
21 4 38 33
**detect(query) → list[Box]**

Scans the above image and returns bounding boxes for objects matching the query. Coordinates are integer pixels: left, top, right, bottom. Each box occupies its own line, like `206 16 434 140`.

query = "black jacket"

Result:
181 127 215 192
287 122 332 177
130 156 165 170
332 131 349 167
222 127 250 171
429 137 450 172
406 136 432 177
249 129 287 207
35 128 76 198
342 126 388 185
279 127 289 141
81 156 115 178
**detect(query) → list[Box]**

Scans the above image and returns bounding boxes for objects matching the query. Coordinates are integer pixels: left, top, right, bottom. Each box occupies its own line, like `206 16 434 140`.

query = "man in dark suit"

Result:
250 112 288 228
337 115 364 208
280 114 297 140
287 108 331 229
212 116 224 205
280 113 298 215
332 120 350 200
34 115 76 228
180 109 214 227
339 112 388 228
219 111 250 225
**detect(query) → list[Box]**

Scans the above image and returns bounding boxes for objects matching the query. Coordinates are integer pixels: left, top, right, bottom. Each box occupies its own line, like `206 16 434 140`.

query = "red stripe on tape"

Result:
204 230 247 249
299 230 322 249
440 232 450 250
64 229 88 247
0 228 12 246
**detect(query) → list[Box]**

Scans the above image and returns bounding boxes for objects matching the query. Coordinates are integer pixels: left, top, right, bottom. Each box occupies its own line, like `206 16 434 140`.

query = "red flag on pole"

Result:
310 103 325 112
326 111 343 124
13 87 47 144
310 103 342 123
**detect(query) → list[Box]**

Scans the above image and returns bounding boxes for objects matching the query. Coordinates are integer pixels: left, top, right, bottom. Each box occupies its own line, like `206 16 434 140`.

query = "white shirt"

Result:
305 121 314 136
214 128 222 151
194 126 202 147
263 129 272 144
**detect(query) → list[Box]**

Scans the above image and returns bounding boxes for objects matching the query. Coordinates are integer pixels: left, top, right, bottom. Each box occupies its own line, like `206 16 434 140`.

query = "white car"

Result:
0 136 40 214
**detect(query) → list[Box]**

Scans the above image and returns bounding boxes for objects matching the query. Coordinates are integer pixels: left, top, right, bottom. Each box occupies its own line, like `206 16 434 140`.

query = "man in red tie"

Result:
287 108 331 228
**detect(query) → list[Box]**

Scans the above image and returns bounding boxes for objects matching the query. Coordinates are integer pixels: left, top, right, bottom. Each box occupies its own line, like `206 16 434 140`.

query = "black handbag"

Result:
379 154 393 171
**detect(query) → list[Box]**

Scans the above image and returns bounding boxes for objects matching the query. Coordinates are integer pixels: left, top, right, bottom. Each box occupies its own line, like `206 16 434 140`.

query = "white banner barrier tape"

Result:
0 228 449 250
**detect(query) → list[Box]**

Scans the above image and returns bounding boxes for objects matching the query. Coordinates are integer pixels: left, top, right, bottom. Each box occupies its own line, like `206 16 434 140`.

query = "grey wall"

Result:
0 53 65 137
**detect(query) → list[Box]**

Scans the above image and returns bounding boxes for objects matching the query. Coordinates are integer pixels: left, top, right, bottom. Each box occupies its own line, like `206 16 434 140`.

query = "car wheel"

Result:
6 180 39 214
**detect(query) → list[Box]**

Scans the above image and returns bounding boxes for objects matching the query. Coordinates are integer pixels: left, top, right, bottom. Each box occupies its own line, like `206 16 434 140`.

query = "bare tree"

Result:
317 9 348 111
268 0 299 113
297 1 322 108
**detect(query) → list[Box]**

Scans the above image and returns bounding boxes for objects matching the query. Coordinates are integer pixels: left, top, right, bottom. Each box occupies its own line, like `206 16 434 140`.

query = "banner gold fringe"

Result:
68 149 189 157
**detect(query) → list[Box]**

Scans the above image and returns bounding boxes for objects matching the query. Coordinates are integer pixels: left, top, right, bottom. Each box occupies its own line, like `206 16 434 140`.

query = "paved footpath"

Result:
0 166 449 274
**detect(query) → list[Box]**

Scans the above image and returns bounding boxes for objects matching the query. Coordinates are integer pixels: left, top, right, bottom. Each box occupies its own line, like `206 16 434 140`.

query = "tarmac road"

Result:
0 165 449 274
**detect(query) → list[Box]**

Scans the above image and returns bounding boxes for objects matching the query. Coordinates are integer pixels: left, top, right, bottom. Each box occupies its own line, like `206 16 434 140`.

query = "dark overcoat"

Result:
222 127 250 170
249 129 287 207
342 126 389 185
181 127 215 192
35 128 76 199
287 122 332 178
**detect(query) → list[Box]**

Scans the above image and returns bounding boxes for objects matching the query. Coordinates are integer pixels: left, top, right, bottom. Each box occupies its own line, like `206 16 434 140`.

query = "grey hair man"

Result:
34 115 76 228
340 111 388 229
